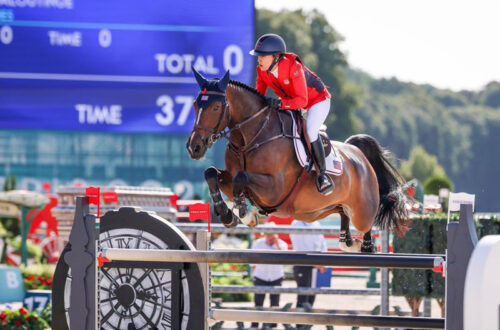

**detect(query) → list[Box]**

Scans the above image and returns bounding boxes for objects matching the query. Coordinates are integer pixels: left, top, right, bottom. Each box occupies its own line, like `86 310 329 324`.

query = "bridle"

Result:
193 90 230 147
193 88 271 148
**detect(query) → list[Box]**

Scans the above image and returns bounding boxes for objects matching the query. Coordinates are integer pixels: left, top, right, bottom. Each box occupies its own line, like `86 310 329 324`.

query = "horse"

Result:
186 69 409 252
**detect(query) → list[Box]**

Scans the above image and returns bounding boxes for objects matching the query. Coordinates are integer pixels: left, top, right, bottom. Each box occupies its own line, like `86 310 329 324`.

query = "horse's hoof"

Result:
221 210 239 228
238 206 247 219
340 239 362 252
222 216 238 228
361 243 377 253
239 209 258 228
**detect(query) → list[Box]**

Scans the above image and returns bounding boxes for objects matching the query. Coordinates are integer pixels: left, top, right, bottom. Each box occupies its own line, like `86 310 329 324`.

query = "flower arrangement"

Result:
23 274 53 290
20 264 55 290
0 307 49 329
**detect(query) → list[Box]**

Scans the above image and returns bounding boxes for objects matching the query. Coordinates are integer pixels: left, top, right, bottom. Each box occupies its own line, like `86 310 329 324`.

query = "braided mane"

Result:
229 80 266 102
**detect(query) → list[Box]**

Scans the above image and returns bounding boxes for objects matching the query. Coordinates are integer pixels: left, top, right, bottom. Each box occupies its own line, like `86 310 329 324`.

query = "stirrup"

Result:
315 174 334 196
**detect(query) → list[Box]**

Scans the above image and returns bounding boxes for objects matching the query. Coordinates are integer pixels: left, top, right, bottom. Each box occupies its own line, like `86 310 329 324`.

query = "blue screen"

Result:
0 0 255 133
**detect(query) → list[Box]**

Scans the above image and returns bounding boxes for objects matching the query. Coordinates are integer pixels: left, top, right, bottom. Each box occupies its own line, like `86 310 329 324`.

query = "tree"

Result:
400 146 446 182
479 81 500 108
423 175 454 195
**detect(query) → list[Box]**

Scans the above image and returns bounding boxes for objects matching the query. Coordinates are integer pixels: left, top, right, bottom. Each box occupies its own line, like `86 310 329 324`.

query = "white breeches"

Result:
306 98 331 142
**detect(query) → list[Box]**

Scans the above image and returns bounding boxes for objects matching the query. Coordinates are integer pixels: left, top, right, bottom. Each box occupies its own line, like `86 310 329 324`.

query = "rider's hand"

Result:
266 97 282 109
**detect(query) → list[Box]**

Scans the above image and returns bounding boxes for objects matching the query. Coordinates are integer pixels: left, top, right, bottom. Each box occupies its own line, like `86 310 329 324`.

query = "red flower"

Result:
0 313 5 320
16 320 22 326
19 307 27 315
26 316 31 321
27 275 35 281
33 315 38 321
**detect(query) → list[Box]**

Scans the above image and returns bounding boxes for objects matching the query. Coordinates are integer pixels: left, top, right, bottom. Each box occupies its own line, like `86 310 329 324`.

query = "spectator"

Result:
289 219 328 327
250 223 288 329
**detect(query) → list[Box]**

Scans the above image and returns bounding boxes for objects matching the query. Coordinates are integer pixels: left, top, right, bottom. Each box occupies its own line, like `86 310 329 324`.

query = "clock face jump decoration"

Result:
52 202 205 330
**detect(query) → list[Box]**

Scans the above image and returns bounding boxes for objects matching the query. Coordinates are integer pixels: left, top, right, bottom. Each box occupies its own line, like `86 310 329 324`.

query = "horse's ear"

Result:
192 66 207 89
218 70 230 92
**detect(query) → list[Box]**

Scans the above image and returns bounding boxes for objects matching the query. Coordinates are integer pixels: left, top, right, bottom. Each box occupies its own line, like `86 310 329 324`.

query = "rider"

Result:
249 33 335 195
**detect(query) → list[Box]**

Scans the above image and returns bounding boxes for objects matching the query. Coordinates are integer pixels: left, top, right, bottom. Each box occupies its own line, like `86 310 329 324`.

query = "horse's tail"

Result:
345 134 409 235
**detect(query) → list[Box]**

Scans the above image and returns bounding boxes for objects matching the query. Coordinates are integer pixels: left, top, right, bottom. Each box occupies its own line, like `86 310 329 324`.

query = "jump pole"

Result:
102 248 444 269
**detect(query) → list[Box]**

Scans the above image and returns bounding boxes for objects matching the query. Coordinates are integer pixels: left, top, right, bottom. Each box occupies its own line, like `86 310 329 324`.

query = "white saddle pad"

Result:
292 115 343 176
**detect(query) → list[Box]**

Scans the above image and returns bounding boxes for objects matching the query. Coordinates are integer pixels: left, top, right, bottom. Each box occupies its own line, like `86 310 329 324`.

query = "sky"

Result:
255 0 500 92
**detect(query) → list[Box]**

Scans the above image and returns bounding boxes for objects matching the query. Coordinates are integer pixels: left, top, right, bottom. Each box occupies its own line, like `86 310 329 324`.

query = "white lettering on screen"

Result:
75 104 122 125
155 53 219 74
48 30 81 47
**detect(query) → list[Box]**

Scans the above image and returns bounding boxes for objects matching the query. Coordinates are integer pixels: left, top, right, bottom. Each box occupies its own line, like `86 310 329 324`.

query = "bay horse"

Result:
186 69 408 252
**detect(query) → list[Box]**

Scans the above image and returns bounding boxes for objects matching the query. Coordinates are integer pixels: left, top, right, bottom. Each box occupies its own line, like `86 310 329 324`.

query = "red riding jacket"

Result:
255 52 330 110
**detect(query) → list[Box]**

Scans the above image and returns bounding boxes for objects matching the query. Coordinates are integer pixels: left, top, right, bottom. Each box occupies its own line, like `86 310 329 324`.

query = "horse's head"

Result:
187 68 230 160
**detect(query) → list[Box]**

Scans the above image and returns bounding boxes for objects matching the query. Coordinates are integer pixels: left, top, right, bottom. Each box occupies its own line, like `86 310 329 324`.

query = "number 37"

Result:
155 95 194 126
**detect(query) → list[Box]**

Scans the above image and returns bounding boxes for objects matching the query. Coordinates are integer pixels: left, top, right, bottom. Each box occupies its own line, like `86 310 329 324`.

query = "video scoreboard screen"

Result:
0 0 255 133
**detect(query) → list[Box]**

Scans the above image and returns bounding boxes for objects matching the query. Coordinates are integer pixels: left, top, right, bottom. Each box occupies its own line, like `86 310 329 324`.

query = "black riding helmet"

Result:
249 33 286 56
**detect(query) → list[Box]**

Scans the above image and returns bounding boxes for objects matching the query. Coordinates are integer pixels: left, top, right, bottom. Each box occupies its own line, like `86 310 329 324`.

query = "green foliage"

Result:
349 65 500 211
392 220 430 297
255 9 361 140
212 276 253 302
0 307 49 329
3 174 16 191
8 237 44 263
392 216 500 300
423 175 454 195
0 217 20 238
479 81 500 108
211 263 247 273
400 146 446 182
20 264 55 290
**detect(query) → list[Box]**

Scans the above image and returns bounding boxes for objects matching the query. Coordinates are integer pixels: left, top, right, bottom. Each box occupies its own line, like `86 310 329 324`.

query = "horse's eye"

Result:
213 105 219 111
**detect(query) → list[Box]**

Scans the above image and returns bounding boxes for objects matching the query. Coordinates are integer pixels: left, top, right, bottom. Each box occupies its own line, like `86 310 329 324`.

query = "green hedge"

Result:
392 214 500 299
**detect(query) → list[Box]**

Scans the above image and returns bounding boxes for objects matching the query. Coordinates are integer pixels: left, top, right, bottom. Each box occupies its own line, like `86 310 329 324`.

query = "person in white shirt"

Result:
289 220 328 313
250 227 288 329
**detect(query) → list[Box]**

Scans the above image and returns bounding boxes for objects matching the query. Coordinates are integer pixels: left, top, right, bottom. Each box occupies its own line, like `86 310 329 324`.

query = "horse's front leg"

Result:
232 171 283 218
204 166 238 228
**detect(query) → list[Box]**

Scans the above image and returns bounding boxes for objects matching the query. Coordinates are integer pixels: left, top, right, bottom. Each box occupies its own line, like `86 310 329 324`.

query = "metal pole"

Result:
424 297 432 317
210 309 445 329
102 248 444 269
176 223 346 235
195 230 210 330
212 285 381 296
380 228 389 330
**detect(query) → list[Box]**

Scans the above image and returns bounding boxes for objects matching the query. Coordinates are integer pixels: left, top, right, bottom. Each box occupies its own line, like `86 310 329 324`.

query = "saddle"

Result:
289 110 343 175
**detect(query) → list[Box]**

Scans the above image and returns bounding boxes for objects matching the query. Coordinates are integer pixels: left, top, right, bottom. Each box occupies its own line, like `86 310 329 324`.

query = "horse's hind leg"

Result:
205 166 238 228
361 231 377 253
339 214 362 252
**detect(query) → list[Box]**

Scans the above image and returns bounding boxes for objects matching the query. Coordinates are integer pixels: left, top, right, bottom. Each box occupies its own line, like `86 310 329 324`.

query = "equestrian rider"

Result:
249 33 335 195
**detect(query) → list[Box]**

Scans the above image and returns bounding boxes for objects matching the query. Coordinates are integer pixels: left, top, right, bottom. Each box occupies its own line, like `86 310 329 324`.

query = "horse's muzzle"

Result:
187 132 208 160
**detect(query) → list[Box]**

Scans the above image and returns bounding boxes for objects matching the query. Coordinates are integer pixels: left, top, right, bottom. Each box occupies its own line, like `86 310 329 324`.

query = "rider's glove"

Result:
266 97 282 109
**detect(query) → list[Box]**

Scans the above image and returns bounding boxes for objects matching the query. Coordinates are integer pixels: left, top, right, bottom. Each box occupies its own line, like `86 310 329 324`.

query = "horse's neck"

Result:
226 84 268 147
226 84 263 124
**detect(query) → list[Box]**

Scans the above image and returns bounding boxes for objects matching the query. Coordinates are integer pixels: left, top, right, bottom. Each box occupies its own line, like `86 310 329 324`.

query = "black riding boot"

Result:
311 139 334 195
